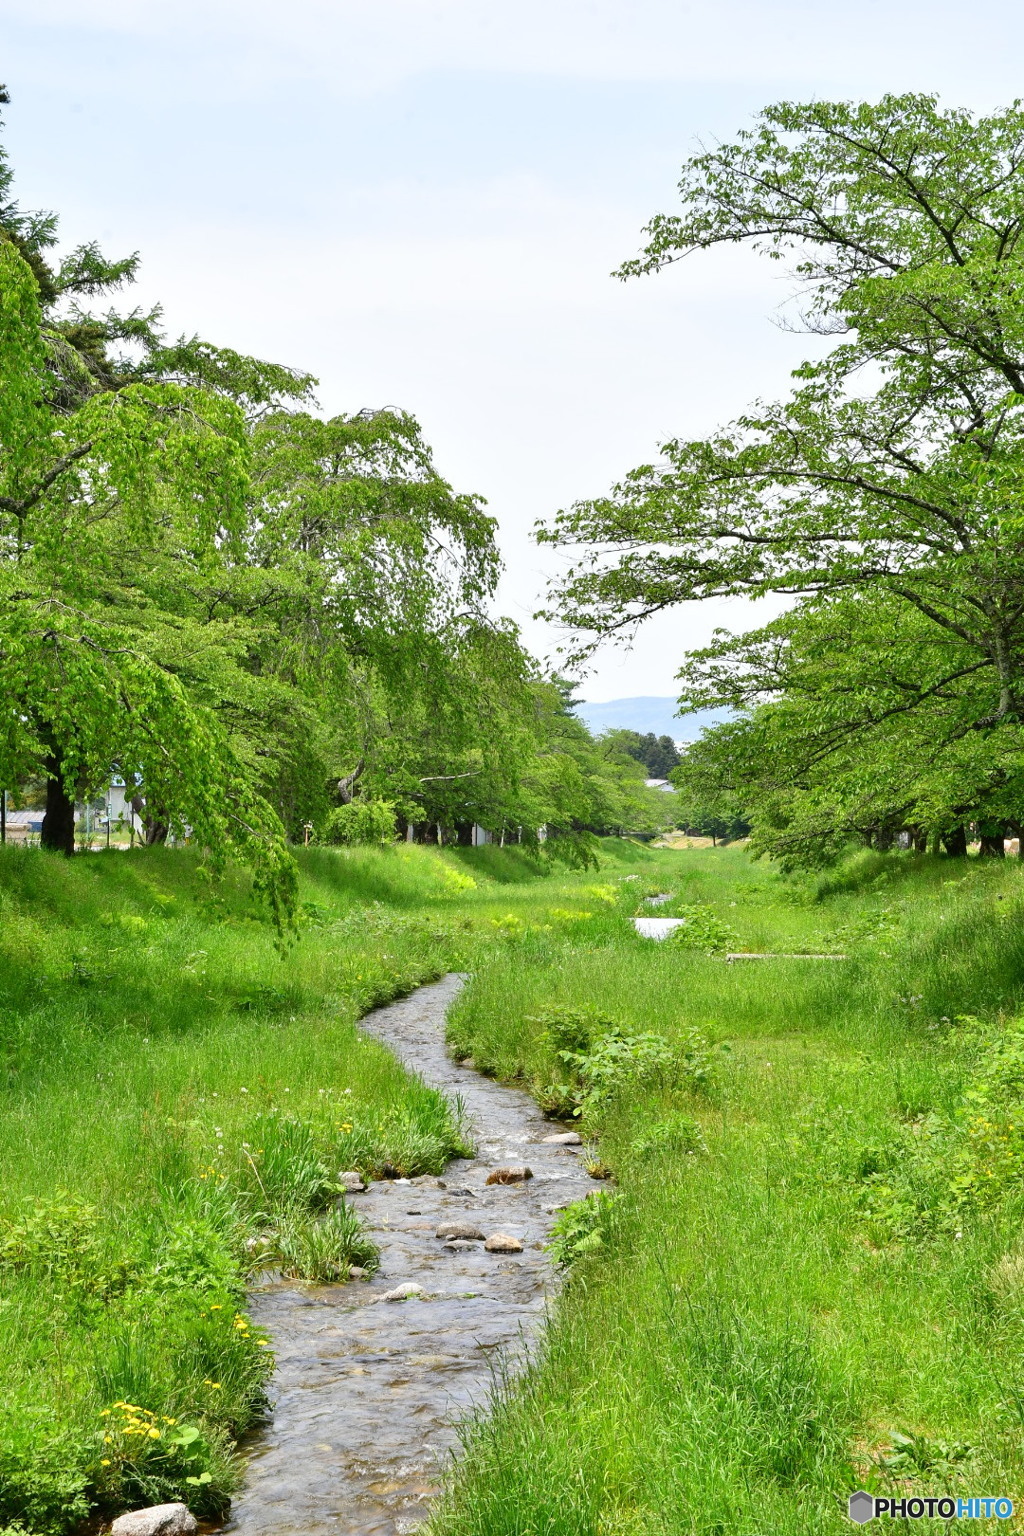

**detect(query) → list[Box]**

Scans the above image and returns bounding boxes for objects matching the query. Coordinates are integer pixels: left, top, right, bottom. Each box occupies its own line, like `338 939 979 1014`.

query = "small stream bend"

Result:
223 974 593 1536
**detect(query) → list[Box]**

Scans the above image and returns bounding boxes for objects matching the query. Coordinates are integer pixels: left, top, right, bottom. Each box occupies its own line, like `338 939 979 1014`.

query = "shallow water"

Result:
222 974 594 1536
633 915 686 939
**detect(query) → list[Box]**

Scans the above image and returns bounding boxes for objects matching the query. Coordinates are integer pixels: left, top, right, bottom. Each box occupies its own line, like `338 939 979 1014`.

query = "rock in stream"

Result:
221 974 594 1536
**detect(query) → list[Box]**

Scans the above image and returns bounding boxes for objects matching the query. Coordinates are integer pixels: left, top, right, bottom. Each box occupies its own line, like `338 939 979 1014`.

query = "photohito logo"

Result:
848 1493 1014 1523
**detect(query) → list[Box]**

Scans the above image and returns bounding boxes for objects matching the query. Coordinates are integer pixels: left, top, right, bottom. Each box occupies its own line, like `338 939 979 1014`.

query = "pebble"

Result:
485 1166 533 1185
461 1057 476 1069
435 1221 485 1240
444 1239 480 1251
484 1233 523 1253
110 1505 197 1536
348 1265 367 1279
338 1171 367 1191
382 1283 423 1302
541 1132 582 1145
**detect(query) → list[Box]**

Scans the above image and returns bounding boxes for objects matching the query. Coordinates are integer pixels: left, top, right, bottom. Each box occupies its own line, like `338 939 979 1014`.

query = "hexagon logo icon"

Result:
848 1490 875 1524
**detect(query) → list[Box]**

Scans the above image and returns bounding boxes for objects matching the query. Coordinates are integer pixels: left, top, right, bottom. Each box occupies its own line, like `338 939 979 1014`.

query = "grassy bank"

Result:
0 842 491 1531
431 845 1024 1535
6 837 1024 1534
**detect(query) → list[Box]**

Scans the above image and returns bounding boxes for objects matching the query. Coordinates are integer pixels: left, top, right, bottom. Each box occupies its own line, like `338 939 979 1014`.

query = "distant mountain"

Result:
575 696 733 744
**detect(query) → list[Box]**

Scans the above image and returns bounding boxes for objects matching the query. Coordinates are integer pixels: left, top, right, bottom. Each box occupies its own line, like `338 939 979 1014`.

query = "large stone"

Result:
485 1166 533 1184
110 1505 197 1536
435 1221 485 1240
383 1282 423 1301
338 1170 367 1191
484 1233 523 1253
541 1132 582 1145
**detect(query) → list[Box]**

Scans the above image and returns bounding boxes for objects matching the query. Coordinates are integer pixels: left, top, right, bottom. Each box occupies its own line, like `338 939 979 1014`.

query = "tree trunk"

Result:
978 823 1007 858
131 795 168 845
455 821 474 846
41 750 76 856
942 826 968 858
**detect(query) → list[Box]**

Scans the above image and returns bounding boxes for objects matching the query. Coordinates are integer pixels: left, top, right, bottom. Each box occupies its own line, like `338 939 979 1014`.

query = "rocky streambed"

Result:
222 974 595 1536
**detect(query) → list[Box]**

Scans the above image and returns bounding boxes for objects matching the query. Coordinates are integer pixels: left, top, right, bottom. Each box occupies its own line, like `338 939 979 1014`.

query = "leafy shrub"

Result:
321 801 397 846
663 905 738 954
546 1190 618 1268
0 1193 136 1303
529 1005 620 1056
539 1029 678 1120
0 1422 93 1531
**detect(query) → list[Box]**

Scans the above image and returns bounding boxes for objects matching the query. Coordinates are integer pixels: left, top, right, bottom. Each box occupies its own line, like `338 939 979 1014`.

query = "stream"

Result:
222 974 594 1536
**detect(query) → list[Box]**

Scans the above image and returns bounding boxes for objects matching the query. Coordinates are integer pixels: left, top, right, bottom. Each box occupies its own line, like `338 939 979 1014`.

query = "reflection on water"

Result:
222 975 594 1536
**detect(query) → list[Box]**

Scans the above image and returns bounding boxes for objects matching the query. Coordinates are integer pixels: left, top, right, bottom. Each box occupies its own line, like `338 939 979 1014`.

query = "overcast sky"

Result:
3 1 1024 701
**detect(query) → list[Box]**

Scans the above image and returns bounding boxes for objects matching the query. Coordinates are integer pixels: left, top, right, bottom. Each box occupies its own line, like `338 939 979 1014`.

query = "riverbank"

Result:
0 838 657 1531
432 846 1024 1535
4 840 1024 1534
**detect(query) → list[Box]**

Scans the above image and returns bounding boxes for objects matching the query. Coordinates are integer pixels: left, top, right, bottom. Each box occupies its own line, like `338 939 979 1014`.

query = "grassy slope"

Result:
0 842 489 1531
5 839 1024 1534
432 845 1024 1535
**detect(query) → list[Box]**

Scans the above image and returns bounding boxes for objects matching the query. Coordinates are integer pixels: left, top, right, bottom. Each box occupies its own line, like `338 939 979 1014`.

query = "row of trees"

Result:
0 91 668 901
540 94 1024 866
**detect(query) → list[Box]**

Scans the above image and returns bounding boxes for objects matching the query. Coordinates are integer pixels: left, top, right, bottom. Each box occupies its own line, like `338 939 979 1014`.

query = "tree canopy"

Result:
0 93 667 893
540 95 1024 863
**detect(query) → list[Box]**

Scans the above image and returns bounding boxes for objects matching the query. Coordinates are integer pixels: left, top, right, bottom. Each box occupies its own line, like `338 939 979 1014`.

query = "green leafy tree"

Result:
539 95 1024 860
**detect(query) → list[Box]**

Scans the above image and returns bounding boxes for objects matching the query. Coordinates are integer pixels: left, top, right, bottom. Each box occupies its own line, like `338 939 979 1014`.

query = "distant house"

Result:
1 809 44 842
644 778 677 793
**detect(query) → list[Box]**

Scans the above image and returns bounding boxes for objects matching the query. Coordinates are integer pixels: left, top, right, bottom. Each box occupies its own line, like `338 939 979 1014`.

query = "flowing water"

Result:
222 974 594 1536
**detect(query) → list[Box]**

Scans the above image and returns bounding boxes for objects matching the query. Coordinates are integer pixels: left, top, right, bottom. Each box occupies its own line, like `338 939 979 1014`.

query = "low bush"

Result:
663 904 738 953
321 801 397 846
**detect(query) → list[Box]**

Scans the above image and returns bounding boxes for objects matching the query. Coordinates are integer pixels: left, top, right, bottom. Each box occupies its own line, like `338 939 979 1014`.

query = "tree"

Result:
602 729 681 779
538 96 1024 859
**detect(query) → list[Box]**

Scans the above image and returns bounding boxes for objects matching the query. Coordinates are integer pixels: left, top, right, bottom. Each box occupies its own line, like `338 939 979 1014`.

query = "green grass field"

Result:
2 838 1024 1533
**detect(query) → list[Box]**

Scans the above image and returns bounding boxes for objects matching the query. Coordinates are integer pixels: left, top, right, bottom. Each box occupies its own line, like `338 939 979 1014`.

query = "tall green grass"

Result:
433 845 1024 1535
0 843 489 1531
7 837 1024 1534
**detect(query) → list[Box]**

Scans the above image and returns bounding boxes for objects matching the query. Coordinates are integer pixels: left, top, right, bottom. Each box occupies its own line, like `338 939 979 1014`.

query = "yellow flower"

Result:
103 1434 112 1444
100 1458 111 1467
209 1304 222 1311
148 1428 161 1440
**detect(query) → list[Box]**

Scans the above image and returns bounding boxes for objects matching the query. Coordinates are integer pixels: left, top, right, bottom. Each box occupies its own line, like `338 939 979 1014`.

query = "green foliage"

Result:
272 1203 378 1282
0 841 480 1533
322 801 397 846
540 96 1024 861
546 1190 618 1269
800 1017 1024 1242
628 1109 706 1161
663 903 737 954
539 1023 679 1121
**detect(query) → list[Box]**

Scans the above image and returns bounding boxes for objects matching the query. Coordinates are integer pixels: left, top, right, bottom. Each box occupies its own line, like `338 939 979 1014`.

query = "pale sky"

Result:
3 1 1023 700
